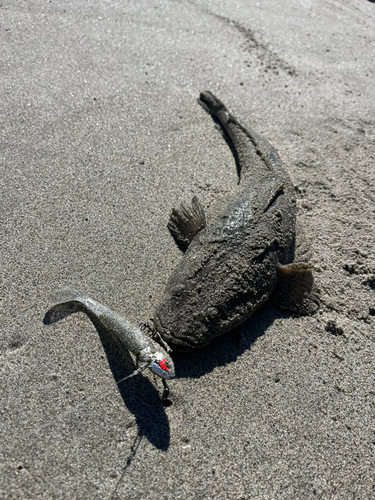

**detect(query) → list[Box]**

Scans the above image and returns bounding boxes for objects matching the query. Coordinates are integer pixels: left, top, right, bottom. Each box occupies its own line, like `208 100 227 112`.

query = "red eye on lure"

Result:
159 359 169 371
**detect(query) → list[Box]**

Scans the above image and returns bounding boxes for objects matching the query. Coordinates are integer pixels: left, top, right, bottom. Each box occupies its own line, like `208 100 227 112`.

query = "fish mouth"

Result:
154 315 208 352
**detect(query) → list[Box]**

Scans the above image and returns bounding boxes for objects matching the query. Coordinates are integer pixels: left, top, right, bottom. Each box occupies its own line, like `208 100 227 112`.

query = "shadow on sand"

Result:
43 301 285 451
172 304 285 379
44 304 171 450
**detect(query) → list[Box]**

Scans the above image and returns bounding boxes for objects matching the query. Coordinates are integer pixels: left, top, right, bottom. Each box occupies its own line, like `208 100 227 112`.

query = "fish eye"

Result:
158 358 169 371
149 355 175 379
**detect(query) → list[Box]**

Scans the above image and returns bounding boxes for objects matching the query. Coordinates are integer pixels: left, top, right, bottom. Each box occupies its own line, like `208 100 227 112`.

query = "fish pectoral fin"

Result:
167 196 206 251
271 262 320 315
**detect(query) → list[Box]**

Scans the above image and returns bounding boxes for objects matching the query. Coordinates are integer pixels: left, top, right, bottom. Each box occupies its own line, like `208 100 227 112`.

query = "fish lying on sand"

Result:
45 91 318 380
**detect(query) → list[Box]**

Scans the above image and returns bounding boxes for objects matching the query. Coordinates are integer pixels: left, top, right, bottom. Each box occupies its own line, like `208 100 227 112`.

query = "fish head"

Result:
139 345 175 379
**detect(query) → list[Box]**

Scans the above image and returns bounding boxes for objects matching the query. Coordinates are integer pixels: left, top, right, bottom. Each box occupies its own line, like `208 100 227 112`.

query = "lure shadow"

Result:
172 304 285 379
43 304 170 451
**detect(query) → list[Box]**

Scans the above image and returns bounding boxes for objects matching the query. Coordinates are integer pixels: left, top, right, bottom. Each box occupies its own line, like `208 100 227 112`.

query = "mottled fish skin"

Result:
153 91 298 351
45 92 315 380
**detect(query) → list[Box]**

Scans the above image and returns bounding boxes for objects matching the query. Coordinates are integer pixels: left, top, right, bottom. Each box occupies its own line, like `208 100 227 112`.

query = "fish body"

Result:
153 91 315 351
47 92 317 379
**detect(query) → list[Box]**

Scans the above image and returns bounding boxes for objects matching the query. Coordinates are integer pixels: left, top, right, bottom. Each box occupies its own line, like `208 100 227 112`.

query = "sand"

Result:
1 0 375 498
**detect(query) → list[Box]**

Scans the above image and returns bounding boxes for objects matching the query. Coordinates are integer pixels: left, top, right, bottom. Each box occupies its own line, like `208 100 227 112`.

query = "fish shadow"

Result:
172 304 286 379
43 301 288 448
214 121 242 182
43 304 170 451
199 98 241 182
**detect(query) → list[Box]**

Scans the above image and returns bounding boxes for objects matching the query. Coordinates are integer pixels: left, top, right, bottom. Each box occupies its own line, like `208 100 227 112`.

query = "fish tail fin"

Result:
198 91 228 118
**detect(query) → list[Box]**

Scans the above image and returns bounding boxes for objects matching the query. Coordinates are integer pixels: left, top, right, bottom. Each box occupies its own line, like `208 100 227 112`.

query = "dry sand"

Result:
1 0 375 498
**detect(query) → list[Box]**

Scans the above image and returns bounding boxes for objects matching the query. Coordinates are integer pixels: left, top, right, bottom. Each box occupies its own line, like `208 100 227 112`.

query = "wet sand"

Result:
1 0 375 498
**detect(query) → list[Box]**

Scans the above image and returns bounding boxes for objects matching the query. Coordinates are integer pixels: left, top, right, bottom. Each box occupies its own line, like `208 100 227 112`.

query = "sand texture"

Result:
1 0 375 498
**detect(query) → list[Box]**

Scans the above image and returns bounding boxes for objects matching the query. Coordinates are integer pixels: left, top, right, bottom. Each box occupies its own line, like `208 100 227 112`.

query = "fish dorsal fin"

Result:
168 196 207 251
271 262 319 314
